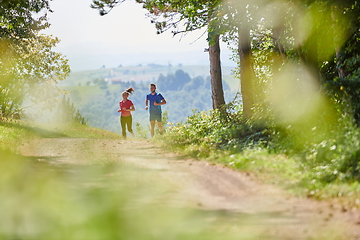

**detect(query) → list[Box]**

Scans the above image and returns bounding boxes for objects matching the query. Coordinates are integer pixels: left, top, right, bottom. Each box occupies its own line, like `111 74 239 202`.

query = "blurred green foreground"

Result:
0 148 232 240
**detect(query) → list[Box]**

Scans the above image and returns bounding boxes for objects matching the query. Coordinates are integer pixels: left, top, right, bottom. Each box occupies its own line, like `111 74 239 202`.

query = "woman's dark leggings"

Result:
120 115 133 137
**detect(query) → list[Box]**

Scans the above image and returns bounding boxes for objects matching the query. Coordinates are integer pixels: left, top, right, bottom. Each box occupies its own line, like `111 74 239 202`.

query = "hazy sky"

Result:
41 0 235 71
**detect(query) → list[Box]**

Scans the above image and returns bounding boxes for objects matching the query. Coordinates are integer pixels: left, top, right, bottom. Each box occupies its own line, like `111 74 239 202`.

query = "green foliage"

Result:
322 27 360 123
157 69 192 91
0 0 70 120
0 120 120 153
156 70 229 92
135 122 148 139
163 97 269 157
56 96 87 125
0 0 50 40
0 120 37 152
161 110 169 130
0 34 70 119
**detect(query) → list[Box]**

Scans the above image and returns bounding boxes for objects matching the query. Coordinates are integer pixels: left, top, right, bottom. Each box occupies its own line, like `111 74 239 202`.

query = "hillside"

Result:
60 64 239 91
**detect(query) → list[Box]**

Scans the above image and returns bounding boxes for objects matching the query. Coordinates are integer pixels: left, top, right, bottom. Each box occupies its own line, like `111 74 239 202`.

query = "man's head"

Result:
150 83 156 93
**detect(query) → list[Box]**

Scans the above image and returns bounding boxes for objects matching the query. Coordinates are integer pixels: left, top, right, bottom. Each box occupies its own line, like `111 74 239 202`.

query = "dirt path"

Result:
20 138 360 239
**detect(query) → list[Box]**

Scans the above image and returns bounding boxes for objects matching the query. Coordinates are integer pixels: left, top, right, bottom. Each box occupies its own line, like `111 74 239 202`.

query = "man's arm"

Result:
145 99 149 110
154 99 166 106
160 99 167 105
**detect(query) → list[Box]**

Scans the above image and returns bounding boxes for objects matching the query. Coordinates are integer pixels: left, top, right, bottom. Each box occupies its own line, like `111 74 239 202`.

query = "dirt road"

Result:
20 138 360 239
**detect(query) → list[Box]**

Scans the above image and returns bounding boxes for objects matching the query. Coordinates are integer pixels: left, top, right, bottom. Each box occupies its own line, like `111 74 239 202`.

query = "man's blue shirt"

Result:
147 92 164 115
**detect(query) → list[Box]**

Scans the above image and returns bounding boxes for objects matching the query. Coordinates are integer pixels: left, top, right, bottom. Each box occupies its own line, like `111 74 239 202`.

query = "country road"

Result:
19 137 360 239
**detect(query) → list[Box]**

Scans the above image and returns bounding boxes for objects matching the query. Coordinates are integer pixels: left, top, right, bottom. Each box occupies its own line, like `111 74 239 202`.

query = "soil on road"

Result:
20 137 360 240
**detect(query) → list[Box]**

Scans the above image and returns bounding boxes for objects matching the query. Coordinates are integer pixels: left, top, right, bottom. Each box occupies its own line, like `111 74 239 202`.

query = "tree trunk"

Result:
208 34 226 110
238 27 254 119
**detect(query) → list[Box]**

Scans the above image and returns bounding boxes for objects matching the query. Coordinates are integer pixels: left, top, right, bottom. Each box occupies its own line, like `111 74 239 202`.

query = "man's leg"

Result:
150 121 156 137
157 113 163 135
157 121 163 135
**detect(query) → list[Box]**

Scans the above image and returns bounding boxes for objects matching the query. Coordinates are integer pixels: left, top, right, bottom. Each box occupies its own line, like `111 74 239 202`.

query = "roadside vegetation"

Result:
157 98 360 209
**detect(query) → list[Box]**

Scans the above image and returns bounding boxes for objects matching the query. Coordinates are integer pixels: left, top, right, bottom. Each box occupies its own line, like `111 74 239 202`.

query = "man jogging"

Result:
145 83 166 137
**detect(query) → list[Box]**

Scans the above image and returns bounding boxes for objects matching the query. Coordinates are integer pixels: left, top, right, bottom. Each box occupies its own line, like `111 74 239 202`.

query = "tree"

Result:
208 33 225 110
0 0 70 118
156 70 190 91
320 0 360 122
0 0 51 40
0 35 70 117
57 95 87 125
174 69 191 88
216 0 261 119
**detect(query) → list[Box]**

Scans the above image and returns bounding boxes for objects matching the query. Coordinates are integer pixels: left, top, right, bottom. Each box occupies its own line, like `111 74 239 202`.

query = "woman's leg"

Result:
120 116 127 137
127 115 134 137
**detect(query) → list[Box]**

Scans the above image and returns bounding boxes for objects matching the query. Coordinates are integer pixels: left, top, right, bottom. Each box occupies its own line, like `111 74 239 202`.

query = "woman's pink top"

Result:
119 100 134 117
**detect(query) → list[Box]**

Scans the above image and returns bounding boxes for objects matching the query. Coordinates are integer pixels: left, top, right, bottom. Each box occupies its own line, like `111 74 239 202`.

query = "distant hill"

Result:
60 64 239 91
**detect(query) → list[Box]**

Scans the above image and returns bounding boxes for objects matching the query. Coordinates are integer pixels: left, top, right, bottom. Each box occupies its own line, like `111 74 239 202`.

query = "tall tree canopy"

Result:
0 0 70 118
0 0 51 40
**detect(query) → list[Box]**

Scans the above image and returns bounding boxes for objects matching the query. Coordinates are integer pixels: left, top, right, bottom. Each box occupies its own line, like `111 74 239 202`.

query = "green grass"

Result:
0 120 120 151
0 120 39 152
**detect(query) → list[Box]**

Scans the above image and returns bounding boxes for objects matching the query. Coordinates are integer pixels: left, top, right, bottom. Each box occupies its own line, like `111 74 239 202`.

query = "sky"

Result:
41 0 235 72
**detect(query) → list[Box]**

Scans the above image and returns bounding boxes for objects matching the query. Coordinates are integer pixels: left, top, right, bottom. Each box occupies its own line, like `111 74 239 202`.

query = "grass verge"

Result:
155 137 360 210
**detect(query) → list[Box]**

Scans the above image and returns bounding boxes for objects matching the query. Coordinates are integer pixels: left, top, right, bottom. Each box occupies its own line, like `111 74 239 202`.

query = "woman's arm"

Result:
123 105 135 111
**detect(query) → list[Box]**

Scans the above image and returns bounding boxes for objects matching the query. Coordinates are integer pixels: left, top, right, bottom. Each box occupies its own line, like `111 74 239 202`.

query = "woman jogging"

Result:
118 87 135 138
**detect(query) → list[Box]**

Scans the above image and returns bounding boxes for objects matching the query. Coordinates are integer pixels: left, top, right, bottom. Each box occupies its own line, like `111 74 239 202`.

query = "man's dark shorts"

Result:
150 112 162 122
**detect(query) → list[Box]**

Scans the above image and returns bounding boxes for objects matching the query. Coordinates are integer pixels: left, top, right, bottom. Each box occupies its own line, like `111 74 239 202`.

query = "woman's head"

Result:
122 87 135 99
